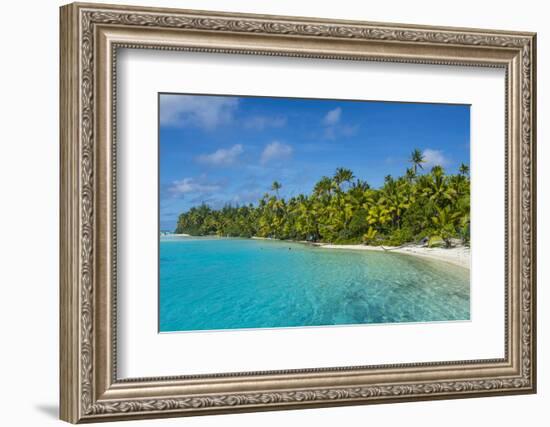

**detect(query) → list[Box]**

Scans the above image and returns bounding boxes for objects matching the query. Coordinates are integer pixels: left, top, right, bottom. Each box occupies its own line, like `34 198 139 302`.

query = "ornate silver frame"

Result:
60 2 537 423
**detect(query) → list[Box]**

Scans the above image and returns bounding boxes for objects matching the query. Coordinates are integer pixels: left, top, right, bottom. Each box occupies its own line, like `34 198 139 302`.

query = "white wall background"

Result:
0 0 546 426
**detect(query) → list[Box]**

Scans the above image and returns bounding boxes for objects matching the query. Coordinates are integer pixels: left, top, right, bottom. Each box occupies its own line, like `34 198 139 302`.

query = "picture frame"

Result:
60 2 537 423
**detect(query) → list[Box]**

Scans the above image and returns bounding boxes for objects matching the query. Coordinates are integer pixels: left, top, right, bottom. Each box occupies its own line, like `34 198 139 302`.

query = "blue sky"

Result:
159 93 470 231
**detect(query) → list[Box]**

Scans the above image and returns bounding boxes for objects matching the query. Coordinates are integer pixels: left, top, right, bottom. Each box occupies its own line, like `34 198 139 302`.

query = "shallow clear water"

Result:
159 237 470 332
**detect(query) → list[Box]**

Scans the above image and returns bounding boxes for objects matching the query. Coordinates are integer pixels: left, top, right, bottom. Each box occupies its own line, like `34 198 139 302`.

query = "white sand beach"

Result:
319 243 470 269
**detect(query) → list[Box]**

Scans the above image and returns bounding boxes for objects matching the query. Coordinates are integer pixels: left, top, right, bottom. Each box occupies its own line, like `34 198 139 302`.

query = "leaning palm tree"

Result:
270 181 282 198
409 149 426 174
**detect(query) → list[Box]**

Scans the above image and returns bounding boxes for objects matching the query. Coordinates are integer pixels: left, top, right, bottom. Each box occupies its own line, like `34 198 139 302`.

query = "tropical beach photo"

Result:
159 93 471 332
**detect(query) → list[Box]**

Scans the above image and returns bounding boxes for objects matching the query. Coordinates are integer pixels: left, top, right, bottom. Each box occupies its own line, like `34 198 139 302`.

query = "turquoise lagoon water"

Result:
159 237 470 332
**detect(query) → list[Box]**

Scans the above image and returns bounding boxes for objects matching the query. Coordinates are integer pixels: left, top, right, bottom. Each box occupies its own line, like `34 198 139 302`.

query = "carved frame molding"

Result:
60 2 536 423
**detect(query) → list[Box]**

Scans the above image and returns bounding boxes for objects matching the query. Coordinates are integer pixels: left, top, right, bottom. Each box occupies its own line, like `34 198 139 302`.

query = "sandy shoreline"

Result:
252 236 469 269
319 243 470 269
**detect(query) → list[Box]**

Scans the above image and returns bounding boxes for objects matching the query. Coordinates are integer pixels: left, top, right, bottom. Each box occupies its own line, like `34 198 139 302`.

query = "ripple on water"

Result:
159 238 470 332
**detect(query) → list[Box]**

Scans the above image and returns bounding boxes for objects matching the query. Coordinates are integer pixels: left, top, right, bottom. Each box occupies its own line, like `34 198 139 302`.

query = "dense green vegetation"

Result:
175 150 470 247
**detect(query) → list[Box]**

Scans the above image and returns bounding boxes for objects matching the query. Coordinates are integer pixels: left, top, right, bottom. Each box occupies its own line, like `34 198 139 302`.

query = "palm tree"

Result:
349 179 370 199
423 165 456 206
333 167 355 191
431 165 444 177
174 164 471 248
271 181 282 198
409 149 426 174
313 176 334 197
405 167 416 182
379 180 410 229
366 205 391 227
431 205 461 248
362 226 378 244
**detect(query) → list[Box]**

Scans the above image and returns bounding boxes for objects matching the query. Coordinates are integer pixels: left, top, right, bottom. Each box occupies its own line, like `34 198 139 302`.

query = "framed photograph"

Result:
60 2 537 423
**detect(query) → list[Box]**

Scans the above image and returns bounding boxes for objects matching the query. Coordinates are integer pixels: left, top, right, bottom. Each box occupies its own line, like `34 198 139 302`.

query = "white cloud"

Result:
168 178 221 196
423 149 450 168
160 94 238 129
323 124 360 140
321 108 358 139
323 107 342 126
197 144 243 166
260 141 293 165
243 116 287 130
340 124 360 136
